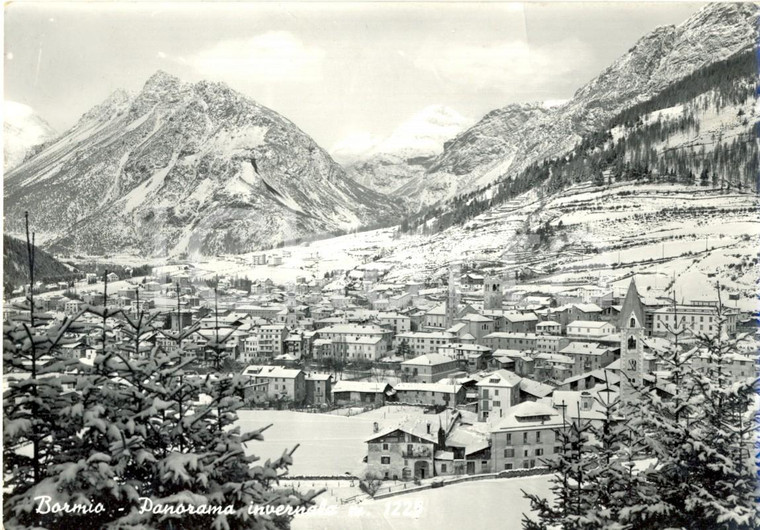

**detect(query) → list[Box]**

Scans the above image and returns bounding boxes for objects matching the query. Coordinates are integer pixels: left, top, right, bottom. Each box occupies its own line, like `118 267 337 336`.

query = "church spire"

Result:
619 277 645 329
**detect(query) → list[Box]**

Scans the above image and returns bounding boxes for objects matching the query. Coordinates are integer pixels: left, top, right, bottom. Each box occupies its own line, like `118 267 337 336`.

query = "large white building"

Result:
652 305 737 339
476 369 522 422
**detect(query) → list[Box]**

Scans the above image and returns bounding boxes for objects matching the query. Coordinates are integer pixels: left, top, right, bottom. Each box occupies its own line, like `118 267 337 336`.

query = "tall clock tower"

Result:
619 278 645 404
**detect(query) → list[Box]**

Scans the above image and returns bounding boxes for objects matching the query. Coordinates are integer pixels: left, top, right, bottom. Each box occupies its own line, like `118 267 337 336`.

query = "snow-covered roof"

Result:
401 353 456 366
242 365 303 378
319 323 386 334
504 313 538 323
560 342 610 356
476 369 522 388
305 373 332 381
519 378 555 398
491 401 563 432
483 332 538 340
573 303 602 313
567 320 613 328
458 313 493 323
332 381 390 393
395 382 462 394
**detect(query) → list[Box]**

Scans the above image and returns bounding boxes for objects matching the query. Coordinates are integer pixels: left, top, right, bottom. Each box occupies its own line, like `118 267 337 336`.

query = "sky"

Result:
4 1 707 154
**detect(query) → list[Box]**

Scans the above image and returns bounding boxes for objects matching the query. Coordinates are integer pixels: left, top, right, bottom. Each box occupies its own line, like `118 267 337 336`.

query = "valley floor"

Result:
86 182 759 313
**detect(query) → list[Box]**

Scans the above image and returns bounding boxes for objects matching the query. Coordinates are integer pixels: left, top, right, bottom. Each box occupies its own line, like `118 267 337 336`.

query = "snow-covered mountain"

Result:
3 101 57 171
4 71 405 257
335 105 472 195
406 2 759 208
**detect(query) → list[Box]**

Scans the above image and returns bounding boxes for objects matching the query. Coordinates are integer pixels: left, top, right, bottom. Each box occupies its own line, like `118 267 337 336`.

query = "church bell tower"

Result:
619 278 645 404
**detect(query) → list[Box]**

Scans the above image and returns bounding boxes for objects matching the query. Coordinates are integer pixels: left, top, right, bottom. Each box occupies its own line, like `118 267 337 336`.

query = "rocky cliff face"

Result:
4 71 404 257
407 2 759 208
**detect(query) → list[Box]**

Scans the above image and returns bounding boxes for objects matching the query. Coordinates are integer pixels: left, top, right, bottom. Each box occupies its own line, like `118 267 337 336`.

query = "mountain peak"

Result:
143 69 182 89
683 2 759 28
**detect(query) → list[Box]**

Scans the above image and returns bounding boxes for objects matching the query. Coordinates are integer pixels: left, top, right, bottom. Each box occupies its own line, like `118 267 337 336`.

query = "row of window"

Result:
504 431 553 445
504 446 558 458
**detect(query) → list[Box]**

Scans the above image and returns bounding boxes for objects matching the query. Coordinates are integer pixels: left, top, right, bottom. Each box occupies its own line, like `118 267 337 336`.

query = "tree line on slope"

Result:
398 47 758 236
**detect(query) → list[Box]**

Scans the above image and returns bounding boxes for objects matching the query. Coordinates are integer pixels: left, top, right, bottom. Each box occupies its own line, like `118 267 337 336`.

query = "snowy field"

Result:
235 406 432 476
236 410 376 476
291 476 553 530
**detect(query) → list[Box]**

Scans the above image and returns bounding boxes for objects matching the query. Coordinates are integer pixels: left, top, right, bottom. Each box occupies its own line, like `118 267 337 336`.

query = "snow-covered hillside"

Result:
3 101 57 171
403 2 758 208
4 72 405 257
169 182 757 313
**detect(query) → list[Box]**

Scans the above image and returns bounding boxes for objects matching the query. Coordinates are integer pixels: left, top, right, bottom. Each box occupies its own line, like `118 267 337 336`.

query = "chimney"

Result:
580 392 593 411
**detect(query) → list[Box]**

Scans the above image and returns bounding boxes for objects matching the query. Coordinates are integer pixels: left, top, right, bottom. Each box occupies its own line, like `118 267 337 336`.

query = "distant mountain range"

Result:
333 106 472 195
3 2 757 258
4 72 404 257
376 2 759 209
4 102 57 171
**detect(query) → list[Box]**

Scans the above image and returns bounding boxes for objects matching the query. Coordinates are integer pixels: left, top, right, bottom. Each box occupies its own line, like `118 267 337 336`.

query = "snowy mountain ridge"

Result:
3 101 57 171
4 71 405 257
336 105 473 195
404 2 759 208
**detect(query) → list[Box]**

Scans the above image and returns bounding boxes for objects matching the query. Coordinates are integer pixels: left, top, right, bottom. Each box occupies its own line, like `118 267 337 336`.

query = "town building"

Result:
395 331 455 355
652 305 738 339
305 373 333 405
241 365 306 404
490 402 565 471
401 353 461 383
393 383 466 406
559 341 617 376
331 381 393 405
482 332 538 352
476 369 522 422
566 320 616 339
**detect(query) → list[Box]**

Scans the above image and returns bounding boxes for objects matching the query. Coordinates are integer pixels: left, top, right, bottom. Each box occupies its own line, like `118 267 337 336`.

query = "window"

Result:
381 456 390 464
493 401 501 407
524 449 529 457
407 444 413 454
441 464 447 473
504 463 513 470
536 431 541 443
554 446 561 454
535 448 544 456
494 389 499 396
382 443 389 451
523 461 531 469
506 433 512 445
504 448 515 458
523 432 528 444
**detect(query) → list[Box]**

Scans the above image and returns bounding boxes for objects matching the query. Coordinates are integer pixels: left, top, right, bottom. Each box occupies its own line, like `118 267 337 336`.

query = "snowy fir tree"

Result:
523 301 758 530
4 214 319 529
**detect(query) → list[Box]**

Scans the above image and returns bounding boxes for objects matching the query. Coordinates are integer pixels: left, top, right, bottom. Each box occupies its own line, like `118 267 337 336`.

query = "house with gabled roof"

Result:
365 409 491 480
401 353 460 383
331 381 394 405
476 369 522 422
491 401 566 472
